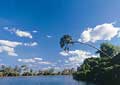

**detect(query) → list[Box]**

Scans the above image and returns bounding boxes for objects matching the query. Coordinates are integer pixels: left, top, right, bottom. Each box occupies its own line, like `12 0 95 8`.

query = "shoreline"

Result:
0 75 72 78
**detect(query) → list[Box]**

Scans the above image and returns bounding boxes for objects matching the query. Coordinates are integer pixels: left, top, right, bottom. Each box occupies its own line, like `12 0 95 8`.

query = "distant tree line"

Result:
0 64 75 77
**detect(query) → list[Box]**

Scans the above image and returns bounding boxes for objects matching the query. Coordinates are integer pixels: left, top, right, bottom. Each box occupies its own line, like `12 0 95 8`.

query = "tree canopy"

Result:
72 42 120 85
96 42 120 58
60 35 73 51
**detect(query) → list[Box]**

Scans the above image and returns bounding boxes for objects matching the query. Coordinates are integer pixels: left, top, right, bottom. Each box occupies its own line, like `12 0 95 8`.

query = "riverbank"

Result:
0 74 73 78
0 65 75 77
72 43 120 85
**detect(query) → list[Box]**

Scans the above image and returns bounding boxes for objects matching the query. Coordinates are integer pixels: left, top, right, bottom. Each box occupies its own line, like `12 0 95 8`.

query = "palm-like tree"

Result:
60 35 73 51
60 35 111 57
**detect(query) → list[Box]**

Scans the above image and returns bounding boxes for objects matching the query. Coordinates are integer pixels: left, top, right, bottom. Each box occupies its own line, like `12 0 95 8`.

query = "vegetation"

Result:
60 35 120 85
60 35 73 51
0 65 74 77
96 42 120 58
72 43 120 85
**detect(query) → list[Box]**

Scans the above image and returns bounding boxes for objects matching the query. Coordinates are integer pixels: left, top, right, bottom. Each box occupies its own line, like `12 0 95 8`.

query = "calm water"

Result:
0 76 94 85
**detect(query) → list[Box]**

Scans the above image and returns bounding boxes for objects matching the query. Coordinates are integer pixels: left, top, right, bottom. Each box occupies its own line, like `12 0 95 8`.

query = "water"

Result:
0 76 94 85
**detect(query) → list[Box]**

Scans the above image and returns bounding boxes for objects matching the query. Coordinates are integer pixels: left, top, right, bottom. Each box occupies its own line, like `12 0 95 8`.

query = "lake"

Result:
0 76 94 85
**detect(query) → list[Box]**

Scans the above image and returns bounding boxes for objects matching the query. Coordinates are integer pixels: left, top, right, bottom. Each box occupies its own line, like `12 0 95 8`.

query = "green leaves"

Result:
96 42 120 58
60 35 73 51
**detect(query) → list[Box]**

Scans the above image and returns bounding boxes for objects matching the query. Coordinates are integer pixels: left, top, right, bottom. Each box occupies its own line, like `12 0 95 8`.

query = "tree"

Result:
60 35 120 84
0 65 5 72
112 53 120 64
60 35 73 51
14 65 21 73
21 65 29 73
72 42 120 85
96 42 120 58
60 35 111 57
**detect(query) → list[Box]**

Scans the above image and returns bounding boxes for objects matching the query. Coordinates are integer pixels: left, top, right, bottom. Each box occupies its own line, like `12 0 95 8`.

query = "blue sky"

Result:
0 0 120 70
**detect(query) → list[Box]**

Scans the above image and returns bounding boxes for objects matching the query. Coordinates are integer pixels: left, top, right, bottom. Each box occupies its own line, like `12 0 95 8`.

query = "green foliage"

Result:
0 64 74 77
112 53 120 64
73 43 120 85
60 35 73 51
96 42 120 58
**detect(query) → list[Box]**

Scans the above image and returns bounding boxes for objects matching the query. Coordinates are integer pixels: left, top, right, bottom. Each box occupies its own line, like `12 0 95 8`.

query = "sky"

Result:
0 0 120 71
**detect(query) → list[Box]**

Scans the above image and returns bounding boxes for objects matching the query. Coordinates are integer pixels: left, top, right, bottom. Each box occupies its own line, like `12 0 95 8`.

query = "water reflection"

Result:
0 76 95 85
77 81 95 85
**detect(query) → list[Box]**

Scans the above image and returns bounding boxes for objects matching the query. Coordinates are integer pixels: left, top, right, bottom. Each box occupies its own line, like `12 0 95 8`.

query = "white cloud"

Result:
79 23 120 42
3 27 33 39
38 61 51 65
0 40 22 47
0 40 23 56
60 50 98 67
65 60 69 63
8 52 18 56
3 27 9 30
18 58 36 63
0 40 38 56
32 30 38 33
46 35 52 38
16 29 32 39
34 57 43 61
0 46 18 56
18 57 51 65
60 51 69 56
18 57 43 63
24 42 38 47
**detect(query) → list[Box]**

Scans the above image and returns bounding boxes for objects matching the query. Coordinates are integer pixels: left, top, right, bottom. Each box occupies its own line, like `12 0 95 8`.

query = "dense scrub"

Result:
73 43 120 85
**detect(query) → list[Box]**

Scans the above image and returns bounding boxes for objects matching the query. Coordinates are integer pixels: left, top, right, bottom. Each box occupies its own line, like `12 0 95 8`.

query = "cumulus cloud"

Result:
0 40 37 56
79 23 120 43
3 27 33 39
60 51 69 56
60 50 98 67
0 46 18 56
1 28 38 56
18 57 51 65
0 40 23 56
16 29 32 39
24 42 38 47
0 40 22 47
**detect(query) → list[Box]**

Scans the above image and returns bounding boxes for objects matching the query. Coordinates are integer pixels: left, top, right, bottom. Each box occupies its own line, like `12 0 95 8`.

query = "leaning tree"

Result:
60 34 111 58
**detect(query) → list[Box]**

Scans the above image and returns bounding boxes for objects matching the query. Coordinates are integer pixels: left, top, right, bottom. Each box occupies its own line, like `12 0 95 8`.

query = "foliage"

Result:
0 65 74 77
73 43 120 85
59 35 120 84
96 42 120 58
60 35 73 51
